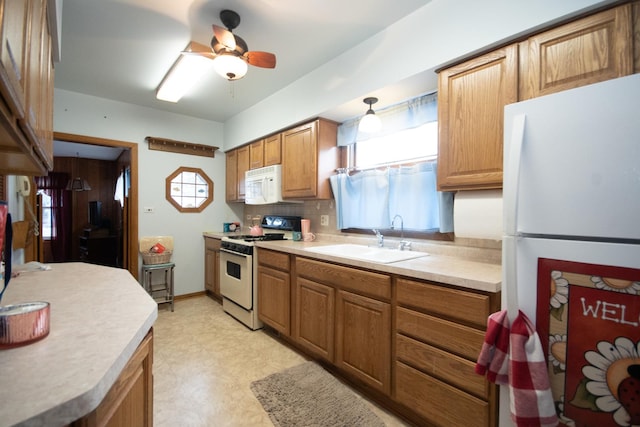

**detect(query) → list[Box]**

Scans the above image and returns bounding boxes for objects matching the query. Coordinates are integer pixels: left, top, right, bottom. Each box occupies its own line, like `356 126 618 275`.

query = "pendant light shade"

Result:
66 177 92 191
212 53 248 81
66 152 92 191
358 97 382 133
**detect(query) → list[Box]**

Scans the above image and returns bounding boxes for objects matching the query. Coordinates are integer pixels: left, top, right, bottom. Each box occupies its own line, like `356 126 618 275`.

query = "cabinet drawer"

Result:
258 249 290 271
397 278 490 328
204 237 221 251
396 334 488 399
396 307 484 361
296 257 390 300
395 361 489 427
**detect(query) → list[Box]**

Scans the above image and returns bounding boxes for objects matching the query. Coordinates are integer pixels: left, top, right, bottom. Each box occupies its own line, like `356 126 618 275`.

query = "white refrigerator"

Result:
501 74 640 427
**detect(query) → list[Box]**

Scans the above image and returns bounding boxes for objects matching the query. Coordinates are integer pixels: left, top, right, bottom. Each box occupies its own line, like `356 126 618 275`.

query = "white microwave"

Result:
245 165 299 205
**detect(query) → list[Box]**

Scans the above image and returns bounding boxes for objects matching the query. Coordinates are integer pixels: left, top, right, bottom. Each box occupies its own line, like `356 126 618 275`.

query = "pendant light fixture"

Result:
358 97 382 133
65 153 92 191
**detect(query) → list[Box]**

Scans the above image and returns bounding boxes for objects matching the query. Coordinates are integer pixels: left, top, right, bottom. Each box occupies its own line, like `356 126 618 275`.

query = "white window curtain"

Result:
329 162 454 232
337 92 438 146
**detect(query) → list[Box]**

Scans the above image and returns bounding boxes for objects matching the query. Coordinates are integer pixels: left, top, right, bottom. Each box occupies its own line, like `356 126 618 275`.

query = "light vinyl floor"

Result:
153 296 410 427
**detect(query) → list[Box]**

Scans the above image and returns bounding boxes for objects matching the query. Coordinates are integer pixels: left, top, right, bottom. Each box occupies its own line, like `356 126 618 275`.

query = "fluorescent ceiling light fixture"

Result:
156 48 211 103
358 97 382 133
212 53 248 81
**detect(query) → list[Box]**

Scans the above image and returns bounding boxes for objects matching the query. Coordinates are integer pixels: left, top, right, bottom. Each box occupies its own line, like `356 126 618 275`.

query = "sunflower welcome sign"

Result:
537 259 640 427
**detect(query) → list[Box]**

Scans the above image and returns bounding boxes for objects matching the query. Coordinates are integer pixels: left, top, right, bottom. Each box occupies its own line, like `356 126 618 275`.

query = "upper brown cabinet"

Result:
249 139 264 169
263 133 281 166
225 149 238 202
437 45 518 191
226 146 250 202
281 118 338 199
437 3 638 191
0 0 54 175
520 4 634 100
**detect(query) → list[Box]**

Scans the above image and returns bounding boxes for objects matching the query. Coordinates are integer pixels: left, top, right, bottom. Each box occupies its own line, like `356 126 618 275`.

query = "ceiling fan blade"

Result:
245 51 276 69
181 41 216 59
212 24 236 50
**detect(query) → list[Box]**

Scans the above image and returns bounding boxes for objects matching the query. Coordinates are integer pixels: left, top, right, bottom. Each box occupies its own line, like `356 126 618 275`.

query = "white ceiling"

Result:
54 0 434 127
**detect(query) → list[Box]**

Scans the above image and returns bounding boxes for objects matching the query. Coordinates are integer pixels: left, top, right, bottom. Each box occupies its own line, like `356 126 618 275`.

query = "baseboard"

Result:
174 291 206 301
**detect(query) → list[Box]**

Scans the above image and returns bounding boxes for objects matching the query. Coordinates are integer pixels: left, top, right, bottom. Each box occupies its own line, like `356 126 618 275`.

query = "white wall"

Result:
53 89 234 296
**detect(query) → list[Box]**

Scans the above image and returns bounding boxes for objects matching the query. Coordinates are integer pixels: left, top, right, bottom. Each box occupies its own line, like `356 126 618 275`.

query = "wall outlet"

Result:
246 214 252 220
143 207 154 213
320 215 329 226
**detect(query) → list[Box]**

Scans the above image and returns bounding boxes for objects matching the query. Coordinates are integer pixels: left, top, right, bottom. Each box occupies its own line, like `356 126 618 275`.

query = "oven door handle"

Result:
220 248 250 258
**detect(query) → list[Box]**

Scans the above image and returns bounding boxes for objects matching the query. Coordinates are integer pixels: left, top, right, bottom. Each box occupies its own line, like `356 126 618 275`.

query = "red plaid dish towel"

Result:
475 309 509 385
476 310 558 427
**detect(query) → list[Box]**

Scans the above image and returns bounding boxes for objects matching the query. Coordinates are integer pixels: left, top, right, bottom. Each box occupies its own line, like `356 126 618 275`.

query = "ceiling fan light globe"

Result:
213 54 248 81
359 111 382 133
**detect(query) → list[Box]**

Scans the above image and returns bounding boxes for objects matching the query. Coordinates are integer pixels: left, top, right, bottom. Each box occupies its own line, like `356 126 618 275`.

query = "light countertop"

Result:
256 240 501 293
204 232 501 293
0 263 157 427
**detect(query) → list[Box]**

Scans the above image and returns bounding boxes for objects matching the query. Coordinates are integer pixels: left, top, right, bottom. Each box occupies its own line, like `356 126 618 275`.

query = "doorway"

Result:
34 133 139 279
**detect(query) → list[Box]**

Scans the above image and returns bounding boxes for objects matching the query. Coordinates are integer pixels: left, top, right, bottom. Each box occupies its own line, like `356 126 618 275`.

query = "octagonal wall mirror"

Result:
165 166 213 212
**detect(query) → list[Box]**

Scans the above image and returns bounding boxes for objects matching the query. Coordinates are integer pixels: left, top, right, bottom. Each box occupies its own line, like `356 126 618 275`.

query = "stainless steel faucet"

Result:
391 215 411 251
372 229 384 248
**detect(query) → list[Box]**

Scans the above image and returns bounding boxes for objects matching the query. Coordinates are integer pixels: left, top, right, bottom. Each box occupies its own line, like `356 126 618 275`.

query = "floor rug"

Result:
250 361 386 427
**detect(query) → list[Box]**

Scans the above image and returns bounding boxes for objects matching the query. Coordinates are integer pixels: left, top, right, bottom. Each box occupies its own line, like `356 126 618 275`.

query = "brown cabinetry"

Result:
249 134 281 169
294 256 391 391
520 5 634 100
204 237 221 300
0 0 54 175
437 45 518 191
263 133 282 166
255 249 499 426
437 3 638 191
71 330 153 427
257 249 291 335
295 276 335 361
225 149 238 202
336 290 391 394
281 119 338 199
249 139 264 169
393 277 499 427
225 146 250 202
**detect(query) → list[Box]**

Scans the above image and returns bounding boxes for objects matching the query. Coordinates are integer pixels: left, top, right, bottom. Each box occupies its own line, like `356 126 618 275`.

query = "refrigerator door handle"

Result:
503 114 526 236
502 235 519 323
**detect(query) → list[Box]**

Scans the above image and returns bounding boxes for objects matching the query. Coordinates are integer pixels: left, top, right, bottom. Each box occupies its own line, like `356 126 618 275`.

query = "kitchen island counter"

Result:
0 263 157 427
256 239 501 293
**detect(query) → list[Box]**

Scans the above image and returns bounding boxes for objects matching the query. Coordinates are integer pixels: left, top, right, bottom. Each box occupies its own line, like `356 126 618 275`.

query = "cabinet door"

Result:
249 139 264 169
257 265 290 335
295 277 334 362
263 133 282 166
20 0 45 152
521 5 633 100
282 121 318 198
236 145 250 200
73 331 154 427
336 290 391 394
0 0 29 119
437 44 518 191
225 149 238 202
205 248 216 294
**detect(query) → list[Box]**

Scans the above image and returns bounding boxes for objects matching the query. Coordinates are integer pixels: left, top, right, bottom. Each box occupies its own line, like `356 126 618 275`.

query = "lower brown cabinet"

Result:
204 237 221 300
295 277 335 362
336 290 391 394
70 330 153 427
256 250 499 426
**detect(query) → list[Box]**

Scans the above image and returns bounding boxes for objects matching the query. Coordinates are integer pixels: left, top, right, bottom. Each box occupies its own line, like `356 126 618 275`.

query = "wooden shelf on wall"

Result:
145 137 219 158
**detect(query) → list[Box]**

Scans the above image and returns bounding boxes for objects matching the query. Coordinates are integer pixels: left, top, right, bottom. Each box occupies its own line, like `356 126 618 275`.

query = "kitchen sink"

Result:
303 244 428 264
